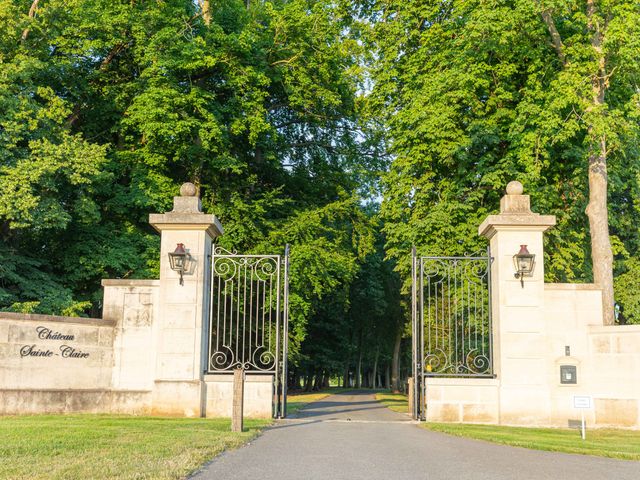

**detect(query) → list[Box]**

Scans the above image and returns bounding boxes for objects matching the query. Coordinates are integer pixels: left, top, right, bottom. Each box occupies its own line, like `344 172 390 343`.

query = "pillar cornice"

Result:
479 214 556 239
148 185 224 238
148 214 223 238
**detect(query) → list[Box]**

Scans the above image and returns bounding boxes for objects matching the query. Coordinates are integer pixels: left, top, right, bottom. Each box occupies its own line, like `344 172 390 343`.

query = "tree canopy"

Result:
361 0 640 324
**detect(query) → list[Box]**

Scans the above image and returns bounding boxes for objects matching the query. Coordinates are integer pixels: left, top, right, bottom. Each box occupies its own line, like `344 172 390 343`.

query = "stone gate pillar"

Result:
479 181 555 423
149 183 223 416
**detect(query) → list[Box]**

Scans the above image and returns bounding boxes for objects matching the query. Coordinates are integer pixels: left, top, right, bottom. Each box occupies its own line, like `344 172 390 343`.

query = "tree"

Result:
358 0 640 325
537 0 640 323
1 0 396 378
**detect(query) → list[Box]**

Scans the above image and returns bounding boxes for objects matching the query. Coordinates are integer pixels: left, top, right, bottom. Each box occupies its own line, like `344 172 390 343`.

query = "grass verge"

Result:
375 391 409 414
286 387 352 416
0 415 270 480
423 422 640 461
374 392 639 461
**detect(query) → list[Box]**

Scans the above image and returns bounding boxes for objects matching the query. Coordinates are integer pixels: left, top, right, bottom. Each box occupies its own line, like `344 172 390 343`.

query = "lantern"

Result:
513 244 535 288
168 243 191 285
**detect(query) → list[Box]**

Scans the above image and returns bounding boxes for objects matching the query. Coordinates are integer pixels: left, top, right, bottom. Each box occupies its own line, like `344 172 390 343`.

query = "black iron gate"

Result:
411 248 493 420
207 245 289 418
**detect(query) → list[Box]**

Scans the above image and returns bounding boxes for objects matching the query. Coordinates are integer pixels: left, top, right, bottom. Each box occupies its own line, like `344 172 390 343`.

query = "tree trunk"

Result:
542 1 615 326
586 0 615 325
391 328 402 392
385 364 390 389
21 0 40 41
539 7 566 66
371 348 379 389
313 372 322 391
356 348 363 388
201 0 211 25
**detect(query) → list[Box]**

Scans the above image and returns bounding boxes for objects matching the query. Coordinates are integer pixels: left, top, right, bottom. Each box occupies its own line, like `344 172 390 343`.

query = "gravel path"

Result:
192 391 640 480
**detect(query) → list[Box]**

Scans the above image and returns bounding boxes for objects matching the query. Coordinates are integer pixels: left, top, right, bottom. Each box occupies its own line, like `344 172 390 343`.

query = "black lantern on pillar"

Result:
513 244 535 288
168 243 191 285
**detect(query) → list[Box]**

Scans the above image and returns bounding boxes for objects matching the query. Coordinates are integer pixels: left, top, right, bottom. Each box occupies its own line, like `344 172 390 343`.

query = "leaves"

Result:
360 0 640 323
0 0 390 368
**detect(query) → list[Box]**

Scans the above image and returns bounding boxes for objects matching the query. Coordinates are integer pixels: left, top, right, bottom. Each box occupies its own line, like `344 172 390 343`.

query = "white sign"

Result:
573 396 592 409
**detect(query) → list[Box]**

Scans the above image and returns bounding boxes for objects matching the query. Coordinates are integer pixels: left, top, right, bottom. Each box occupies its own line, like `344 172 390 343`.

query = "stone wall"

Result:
425 182 640 430
205 374 274 418
0 284 275 417
0 310 152 415
0 312 115 390
102 279 159 391
0 185 274 419
425 293 640 429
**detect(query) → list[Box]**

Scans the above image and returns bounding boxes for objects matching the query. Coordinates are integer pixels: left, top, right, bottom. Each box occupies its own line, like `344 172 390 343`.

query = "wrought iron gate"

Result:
411 248 493 420
207 245 289 418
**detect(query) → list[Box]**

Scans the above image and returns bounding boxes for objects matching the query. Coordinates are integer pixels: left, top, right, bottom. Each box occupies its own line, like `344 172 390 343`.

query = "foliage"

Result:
0 0 395 376
613 258 640 324
358 0 640 323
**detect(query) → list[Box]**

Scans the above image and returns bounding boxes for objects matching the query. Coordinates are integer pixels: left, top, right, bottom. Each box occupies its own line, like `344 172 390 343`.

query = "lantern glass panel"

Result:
518 256 533 273
172 254 185 270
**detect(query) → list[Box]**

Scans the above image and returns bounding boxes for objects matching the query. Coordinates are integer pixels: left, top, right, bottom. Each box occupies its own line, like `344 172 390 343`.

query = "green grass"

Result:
287 387 352 416
375 391 409 414
374 392 640 461
424 422 640 461
0 415 271 480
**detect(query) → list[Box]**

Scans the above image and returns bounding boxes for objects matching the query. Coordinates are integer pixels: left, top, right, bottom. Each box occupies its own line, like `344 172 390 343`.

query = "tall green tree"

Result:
360 0 640 324
536 0 640 323
0 0 391 367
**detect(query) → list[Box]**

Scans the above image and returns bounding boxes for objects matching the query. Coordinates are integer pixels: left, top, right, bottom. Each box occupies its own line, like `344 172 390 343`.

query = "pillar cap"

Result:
506 180 524 195
148 183 224 237
479 181 556 239
180 182 197 197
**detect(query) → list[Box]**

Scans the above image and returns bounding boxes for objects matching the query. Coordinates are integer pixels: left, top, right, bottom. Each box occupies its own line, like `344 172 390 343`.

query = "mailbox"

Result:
560 365 577 384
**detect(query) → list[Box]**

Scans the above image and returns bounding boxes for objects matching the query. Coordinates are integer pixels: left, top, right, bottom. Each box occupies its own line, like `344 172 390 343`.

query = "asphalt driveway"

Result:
192 391 640 480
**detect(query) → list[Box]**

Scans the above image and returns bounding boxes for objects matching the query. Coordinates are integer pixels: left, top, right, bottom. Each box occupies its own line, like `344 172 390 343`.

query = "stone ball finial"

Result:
506 180 524 196
180 182 197 197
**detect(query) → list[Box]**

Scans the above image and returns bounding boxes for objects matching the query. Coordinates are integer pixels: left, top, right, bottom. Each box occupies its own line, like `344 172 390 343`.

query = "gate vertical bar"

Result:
411 246 418 420
274 257 282 418
419 255 426 420
281 244 290 418
487 246 494 376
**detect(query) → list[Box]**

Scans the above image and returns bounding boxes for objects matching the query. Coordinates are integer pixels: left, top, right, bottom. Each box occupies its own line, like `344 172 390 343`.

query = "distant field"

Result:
287 387 353 415
0 415 270 480
375 391 409 413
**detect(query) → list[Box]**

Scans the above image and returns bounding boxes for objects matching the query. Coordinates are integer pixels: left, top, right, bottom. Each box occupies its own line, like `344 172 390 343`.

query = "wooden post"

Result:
408 377 415 417
232 369 244 432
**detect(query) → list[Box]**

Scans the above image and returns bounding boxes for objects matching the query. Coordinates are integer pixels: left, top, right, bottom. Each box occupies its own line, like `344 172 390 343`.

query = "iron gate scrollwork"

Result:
207 245 289 418
412 248 493 420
